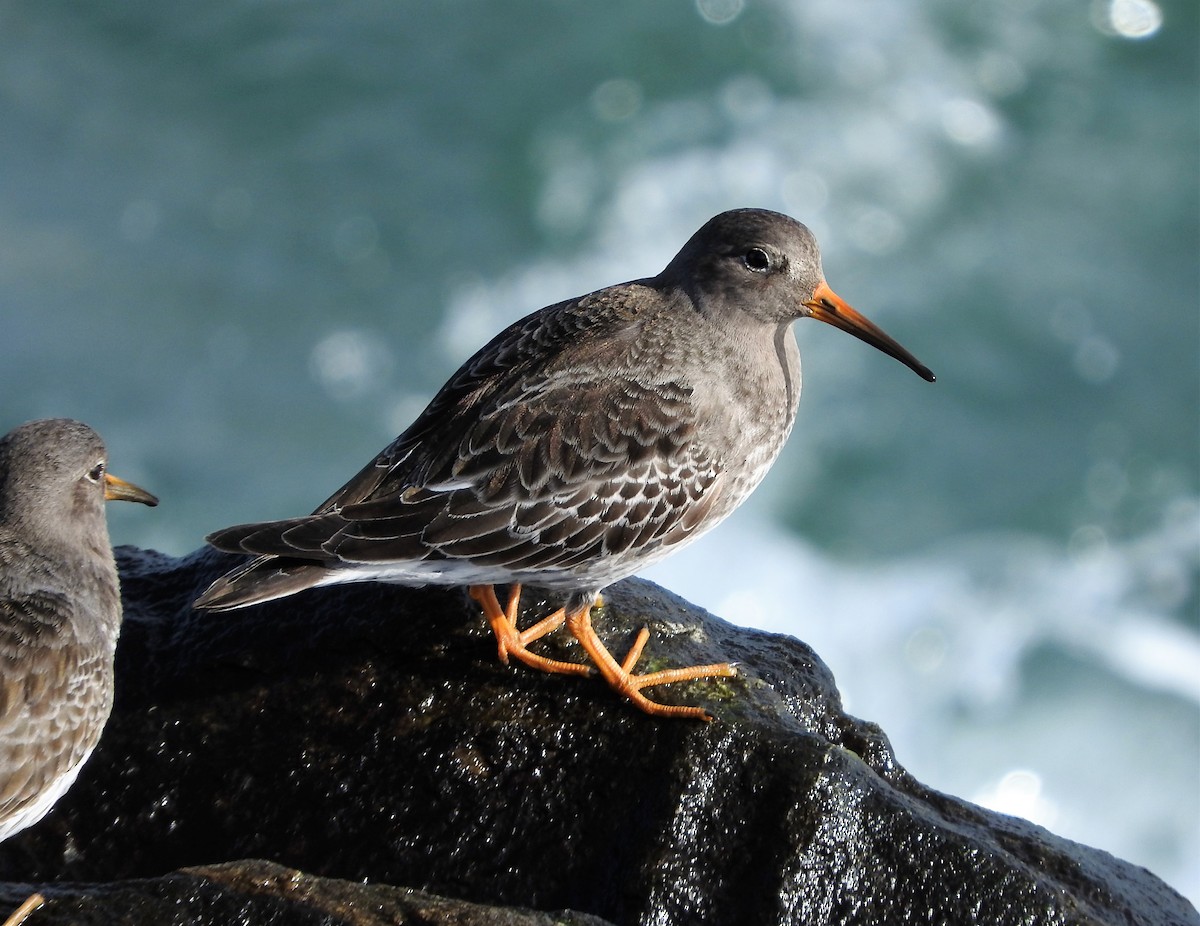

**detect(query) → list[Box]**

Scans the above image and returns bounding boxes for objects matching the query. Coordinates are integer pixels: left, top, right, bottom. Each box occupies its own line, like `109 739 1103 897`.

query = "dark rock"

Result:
0 546 1195 926
0 858 616 925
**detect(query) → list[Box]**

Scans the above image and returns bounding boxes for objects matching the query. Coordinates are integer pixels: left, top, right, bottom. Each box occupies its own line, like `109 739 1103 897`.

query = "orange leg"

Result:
3 894 44 926
469 584 593 677
566 599 736 721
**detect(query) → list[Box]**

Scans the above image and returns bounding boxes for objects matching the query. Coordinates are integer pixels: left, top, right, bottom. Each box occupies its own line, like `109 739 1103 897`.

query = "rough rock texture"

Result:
0 859 614 925
0 546 1195 926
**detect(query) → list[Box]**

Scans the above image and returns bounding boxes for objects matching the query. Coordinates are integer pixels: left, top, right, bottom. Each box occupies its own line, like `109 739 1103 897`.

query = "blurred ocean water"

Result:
0 0 1196 904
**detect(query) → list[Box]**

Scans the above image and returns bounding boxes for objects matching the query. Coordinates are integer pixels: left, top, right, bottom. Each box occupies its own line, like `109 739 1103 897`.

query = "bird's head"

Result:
661 208 935 382
0 418 157 554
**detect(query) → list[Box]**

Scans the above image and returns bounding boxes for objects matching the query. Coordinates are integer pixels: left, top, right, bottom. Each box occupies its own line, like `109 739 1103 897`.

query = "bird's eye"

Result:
87 462 106 483
744 247 771 272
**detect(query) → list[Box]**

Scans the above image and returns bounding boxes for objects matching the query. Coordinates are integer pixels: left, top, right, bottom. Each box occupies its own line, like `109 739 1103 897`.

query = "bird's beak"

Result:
104 473 159 506
804 281 935 383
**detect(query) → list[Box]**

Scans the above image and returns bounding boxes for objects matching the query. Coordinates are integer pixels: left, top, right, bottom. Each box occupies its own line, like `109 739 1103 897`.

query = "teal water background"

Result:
1 0 1196 904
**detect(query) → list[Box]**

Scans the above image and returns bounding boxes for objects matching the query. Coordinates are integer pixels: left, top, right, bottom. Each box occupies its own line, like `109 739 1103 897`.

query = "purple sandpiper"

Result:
194 208 933 720
0 419 156 925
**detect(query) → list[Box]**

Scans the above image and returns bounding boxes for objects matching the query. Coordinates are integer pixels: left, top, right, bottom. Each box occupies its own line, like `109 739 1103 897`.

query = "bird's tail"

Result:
193 555 332 611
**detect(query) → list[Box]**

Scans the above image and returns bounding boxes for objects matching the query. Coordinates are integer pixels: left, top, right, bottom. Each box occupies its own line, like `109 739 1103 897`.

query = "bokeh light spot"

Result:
591 78 643 123
1096 0 1164 39
310 328 393 401
695 0 744 26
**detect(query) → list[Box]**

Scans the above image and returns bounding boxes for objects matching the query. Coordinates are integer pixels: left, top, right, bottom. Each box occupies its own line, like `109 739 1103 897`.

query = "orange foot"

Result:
564 598 737 721
3 894 45 926
469 584 593 677
468 585 735 719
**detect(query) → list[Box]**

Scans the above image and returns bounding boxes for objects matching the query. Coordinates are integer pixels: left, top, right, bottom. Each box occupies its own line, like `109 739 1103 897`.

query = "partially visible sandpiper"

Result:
195 208 934 720
0 419 157 926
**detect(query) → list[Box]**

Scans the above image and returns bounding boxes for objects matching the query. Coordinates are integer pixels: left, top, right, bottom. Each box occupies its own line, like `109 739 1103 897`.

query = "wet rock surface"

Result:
0 858 616 925
0 546 1195 926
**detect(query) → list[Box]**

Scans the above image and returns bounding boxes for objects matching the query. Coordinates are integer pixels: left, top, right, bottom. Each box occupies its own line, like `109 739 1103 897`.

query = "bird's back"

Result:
199 278 804 606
